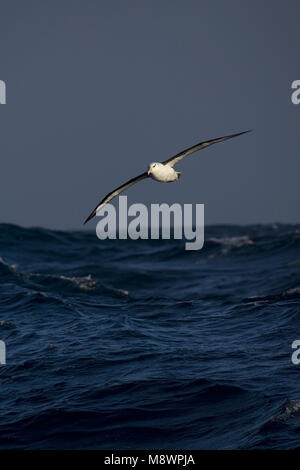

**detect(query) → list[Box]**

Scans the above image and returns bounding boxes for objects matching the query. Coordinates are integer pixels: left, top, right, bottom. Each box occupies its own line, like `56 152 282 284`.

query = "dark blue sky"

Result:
0 0 299 228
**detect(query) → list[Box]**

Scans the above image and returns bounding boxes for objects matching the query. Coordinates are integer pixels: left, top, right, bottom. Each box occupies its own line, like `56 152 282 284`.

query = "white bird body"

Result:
84 130 251 224
148 162 180 182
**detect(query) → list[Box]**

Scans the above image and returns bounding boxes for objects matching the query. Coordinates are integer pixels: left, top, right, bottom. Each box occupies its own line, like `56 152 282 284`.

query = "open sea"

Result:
0 223 300 449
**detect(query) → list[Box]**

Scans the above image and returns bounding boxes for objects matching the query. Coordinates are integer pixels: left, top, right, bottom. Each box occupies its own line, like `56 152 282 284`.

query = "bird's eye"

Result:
153 164 156 167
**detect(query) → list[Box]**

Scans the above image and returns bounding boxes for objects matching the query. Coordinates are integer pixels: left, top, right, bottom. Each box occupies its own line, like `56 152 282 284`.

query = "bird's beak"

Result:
147 168 152 175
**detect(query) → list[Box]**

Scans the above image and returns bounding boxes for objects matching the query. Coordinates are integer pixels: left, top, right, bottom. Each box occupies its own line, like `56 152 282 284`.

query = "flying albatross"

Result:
84 130 251 224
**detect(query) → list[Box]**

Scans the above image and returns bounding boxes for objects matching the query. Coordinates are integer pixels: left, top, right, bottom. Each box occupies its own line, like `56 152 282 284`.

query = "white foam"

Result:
286 287 300 295
275 400 300 421
0 256 18 272
208 236 254 257
27 271 100 291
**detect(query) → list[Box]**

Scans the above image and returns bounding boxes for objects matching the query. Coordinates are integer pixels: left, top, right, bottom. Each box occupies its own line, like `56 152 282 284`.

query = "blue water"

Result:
0 223 300 449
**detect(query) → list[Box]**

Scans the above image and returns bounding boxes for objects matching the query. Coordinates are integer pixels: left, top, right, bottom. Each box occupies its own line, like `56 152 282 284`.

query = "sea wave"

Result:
0 223 300 449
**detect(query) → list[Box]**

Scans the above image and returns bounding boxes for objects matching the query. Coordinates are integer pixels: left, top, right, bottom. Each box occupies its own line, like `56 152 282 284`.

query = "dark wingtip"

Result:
228 129 252 140
83 209 96 225
241 129 252 135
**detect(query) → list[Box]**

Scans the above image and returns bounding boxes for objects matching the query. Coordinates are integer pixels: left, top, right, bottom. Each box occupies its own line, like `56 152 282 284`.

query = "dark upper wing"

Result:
162 130 251 168
84 171 148 224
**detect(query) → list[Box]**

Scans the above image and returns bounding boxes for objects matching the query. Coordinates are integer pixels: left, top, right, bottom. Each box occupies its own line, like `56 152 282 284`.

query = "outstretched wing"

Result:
84 171 148 224
162 130 251 168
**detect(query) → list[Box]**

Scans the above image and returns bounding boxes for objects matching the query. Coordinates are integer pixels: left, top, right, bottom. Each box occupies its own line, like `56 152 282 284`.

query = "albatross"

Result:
84 130 251 224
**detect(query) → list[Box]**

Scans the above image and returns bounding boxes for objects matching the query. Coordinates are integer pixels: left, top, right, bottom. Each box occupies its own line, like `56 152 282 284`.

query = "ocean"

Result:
0 222 300 450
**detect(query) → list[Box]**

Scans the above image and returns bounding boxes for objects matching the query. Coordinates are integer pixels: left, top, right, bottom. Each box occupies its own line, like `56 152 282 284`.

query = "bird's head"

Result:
147 162 163 176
